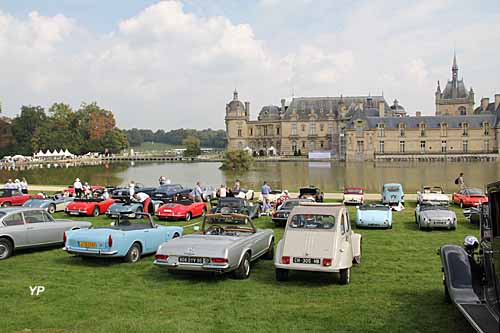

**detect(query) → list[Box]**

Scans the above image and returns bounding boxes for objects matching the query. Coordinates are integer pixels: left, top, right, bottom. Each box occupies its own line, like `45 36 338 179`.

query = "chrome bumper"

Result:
154 260 230 272
63 247 118 256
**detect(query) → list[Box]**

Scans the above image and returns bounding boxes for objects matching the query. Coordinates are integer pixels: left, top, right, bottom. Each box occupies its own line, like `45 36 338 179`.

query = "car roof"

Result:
290 205 343 215
0 207 45 213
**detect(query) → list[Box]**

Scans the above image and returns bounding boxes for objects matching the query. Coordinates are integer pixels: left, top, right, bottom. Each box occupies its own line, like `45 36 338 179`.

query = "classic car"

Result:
0 207 91 260
355 204 392 229
271 198 314 226
258 190 285 204
64 213 183 263
111 183 157 199
452 188 489 208
63 185 105 196
415 204 456 230
417 186 449 205
23 193 75 214
298 186 324 202
381 183 405 205
211 197 261 220
439 181 500 333
156 199 207 221
463 206 484 225
274 203 362 284
201 186 217 202
230 188 255 201
154 213 274 279
0 188 34 207
343 187 364 205
151 184 193 202
106 199 163 219
65 198 117 217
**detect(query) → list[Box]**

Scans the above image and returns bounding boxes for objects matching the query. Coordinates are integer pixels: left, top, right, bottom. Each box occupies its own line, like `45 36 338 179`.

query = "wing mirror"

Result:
193 226 200 232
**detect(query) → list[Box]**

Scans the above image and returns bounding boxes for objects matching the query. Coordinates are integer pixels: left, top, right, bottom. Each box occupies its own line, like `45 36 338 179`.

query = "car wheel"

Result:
185 212 192 222
135 207 143 219
339 268 350 285
263 239 274 260
233 252 251 279
92 206 100 217
275 268 289 281
124 242 141 263
1 202 11 208
172 232 180 239
0 238 13 260
48 204 56 214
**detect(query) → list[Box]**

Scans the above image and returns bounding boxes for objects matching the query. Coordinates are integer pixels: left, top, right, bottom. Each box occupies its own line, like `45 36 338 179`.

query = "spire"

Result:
436 80 441 93
233 89 238 101
452 50 458 71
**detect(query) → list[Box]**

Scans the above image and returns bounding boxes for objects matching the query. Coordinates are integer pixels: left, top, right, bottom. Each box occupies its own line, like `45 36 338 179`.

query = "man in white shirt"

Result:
73 178 83 198
133 192 151 215
129 181 135 199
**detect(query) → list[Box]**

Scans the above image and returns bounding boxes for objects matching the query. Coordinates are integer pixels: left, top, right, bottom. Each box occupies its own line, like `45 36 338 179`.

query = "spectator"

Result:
159 176 166 186
261 181 272 202
133 192 151 215
194 181 203 202
262 198 273 216
233 179 241 194
217 184 227 198
5 179 14 189
14 179 22 192
74 178 83 198
101 188 110 200
20 177 28 194
129 181 136 199
83 182 92 198
455 172 465 190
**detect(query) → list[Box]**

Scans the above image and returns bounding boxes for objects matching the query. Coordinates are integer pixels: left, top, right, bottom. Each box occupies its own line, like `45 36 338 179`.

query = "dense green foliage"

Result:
220 149 254 171
124 128 226 148
182 135 201 157
5 103 128 155
0 200 475 332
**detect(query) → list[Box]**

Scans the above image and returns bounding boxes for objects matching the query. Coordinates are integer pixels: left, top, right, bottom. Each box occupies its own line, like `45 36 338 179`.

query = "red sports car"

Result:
65 198 116 217
156 199 207 221
0 188 35 207
452 188 488 208
63 185 105 196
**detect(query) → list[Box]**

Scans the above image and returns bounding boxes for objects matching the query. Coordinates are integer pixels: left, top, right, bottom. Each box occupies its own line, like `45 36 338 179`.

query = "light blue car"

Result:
356 204 392 229
381 183 405 205
63 213 183 263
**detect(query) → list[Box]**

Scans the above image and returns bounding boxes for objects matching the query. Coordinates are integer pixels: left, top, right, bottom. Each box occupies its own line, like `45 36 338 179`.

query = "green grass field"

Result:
0 201 476 333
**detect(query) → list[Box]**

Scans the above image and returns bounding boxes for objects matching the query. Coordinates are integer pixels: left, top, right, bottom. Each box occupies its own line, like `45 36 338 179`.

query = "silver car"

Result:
0 207 92 260
154 213 274 279
415 204 457 230
23 194 75 214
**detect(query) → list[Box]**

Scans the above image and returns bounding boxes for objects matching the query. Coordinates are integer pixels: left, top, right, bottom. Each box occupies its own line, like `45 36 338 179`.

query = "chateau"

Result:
225 54 500 161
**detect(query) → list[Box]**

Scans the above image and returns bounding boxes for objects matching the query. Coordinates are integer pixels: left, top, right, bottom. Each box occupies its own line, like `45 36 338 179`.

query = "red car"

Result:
63 185 105 196
156 199 207 221
0 188 34 207
65 198 116 217
452 188 488 208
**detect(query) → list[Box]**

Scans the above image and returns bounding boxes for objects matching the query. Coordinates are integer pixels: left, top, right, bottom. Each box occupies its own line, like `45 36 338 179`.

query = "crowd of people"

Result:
4 178 29 194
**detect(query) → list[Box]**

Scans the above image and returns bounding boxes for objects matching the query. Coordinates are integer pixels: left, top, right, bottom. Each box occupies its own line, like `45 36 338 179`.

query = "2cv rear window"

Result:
289 214 335 230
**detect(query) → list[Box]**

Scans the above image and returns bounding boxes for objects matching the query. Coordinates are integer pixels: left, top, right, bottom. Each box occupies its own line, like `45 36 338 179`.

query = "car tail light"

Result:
282 256 290 264
211 257 228 263
63 232 67 244
155 254 168 261
108 235 113 247
322 258 332 266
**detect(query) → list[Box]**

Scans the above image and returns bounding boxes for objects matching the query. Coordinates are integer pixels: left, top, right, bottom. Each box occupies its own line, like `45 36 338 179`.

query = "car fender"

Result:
440 245 479 304
0 233 15 248
351 233 362 260
237 247 253 265
274 239 285 265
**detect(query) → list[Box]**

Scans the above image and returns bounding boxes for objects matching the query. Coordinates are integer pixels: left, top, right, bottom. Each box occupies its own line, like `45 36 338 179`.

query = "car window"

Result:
340 215 346 234
3 213 24 226
23 210 48 224
289 214 335 230
386 186 400 192
0 189 9 197
344 213 350 232
42 211 55 222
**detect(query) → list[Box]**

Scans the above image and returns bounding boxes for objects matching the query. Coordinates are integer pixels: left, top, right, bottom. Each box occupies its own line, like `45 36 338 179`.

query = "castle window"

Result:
399 140 405 153
461 122 469 136
328 123 334 135
420 141 426 152
419 123 426 137
276 127 280 135
302 141 306 148
483 122 490 136
291 123 297 136
301 124 306 132
263 126 268 136
249 128 253 136
309 141 315 150
379 140 385 153
292 140 297 153
309 123 316 135
484 140 490 151
441 140 447 153
237 124 242 137
463 140 468 152
398 123 405 137
440 123 448 137
377 123 385 137
356 121 364 138
320 124 324 132
320 141 324 148
458 106 466 115
356 140 364 152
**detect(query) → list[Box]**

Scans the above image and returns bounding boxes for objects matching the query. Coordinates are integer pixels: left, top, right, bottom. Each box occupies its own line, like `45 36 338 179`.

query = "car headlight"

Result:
423 217 428 222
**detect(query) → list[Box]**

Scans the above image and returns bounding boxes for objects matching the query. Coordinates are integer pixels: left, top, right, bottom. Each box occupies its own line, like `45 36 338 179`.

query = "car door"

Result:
41 211 66 243
1 213 28 247
11 191 24 205
340 213 352 258
24 210 56 245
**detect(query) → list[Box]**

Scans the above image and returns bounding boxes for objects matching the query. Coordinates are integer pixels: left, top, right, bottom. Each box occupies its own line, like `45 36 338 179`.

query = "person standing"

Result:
194 181 203 202
129 181 136 200
133 192 151 215
159 176 166 186
233 179 241 194
455 172 465 190
261 181 271 202
14 179 22 192
5 179 14 189
74 178 83 198
217 184 227 198
20 177 28 194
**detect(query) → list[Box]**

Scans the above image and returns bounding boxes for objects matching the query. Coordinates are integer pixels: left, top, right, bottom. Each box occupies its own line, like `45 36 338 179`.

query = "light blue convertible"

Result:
355 204 392 229
381 183 405 206
63 213 183 263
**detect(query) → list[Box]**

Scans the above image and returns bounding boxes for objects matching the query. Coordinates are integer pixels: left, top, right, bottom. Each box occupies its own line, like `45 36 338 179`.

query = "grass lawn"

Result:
0 200 476 332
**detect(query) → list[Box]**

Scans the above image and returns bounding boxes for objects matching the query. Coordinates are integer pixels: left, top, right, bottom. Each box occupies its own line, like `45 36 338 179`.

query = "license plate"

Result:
69 211 79 215
293 257 320 264
163 209 172 213
179 256 206 264
79 241 96 248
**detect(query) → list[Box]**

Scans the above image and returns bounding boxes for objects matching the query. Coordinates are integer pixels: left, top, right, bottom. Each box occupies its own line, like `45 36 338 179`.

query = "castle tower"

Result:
225 89 250 150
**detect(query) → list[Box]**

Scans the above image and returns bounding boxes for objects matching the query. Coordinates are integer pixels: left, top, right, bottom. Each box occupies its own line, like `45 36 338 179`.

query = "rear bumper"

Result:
274 263 340 273
63 246 118 256
154 260 231 272
421 221 455 229
356 222 390 228
66 210 88 216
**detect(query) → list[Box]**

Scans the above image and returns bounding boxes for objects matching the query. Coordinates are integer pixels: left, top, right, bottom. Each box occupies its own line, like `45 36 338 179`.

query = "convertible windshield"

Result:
300 188 318 195
289 214 335 230
281 201 301 210
359 205 388 211
345 189 363 194
386 186 401 192
159 185 182 192
218 199 244 208
420 205 449 211
467 189 484 195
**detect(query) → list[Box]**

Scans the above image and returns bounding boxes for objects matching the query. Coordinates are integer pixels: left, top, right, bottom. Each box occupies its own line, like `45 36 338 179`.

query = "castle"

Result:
225 54 500 161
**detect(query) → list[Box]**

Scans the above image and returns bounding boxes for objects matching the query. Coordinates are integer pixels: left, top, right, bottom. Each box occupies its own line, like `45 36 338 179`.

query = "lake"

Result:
1 160 499 193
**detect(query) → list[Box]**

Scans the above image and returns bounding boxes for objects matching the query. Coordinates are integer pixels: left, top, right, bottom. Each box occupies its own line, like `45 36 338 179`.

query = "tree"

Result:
11 105 47 155
183 135 201 157
220 150 254 171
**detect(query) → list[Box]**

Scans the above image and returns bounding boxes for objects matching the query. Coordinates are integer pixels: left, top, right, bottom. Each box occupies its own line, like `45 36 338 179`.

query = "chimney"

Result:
481 97 490 111
244 101 250 116
378 100 385 118
280 99 286 112
416 111 421 117
495 94 500 111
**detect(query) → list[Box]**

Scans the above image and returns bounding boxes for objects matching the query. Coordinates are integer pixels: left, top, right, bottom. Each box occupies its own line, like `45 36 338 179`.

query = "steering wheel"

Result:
207 225 225 235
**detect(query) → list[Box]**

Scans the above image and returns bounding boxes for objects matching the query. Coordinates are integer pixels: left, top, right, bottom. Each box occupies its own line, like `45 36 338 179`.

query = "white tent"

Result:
58 149 65 156
45 150 52 156
243 146 252 154
64 149 73 157
267 146 276 156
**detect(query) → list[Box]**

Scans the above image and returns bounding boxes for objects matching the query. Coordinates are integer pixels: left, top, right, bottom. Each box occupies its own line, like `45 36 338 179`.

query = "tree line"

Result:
123 128 226 148
1 102 129 156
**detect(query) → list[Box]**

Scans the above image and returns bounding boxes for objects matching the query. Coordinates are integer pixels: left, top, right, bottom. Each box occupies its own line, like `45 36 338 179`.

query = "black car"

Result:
111 183 157 200
211 197 261 220
440 180 499 333
150 184 192 203
298 186 324 202
272 198 314 226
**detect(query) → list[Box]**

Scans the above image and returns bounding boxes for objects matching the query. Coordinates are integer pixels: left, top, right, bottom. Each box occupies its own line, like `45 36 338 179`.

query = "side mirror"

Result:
193 226 200 232
464 235 479 252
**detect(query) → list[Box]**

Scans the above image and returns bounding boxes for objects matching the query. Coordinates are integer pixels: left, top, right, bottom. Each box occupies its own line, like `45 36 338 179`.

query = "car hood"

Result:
344 194 363 199
23 199 50 208
357 209 390 221
156 234 244 257
420 193 449 201
282 229 336 259
108 202 141 212
421 210 455 219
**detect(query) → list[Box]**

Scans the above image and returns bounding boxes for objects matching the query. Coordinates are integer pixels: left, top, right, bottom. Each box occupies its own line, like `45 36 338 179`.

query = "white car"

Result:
342 187 364 205
417 186 449 205
274 203 362 284
258 190 286 203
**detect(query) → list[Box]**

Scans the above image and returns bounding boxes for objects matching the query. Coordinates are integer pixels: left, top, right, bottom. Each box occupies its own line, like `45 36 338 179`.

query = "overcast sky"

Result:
1 0 499 130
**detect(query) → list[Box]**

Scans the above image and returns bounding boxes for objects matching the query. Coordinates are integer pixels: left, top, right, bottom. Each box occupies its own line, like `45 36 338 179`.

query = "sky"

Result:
0 0 499 130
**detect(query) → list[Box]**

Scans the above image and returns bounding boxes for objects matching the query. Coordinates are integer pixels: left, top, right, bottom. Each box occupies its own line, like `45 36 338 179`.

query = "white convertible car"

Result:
274 203 362 284
417 186 449 205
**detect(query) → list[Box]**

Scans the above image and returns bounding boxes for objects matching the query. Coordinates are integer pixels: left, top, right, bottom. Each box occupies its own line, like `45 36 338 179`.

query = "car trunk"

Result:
161 234 240 258
282 230 336 261
66 228 119 250
359 210 389 223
